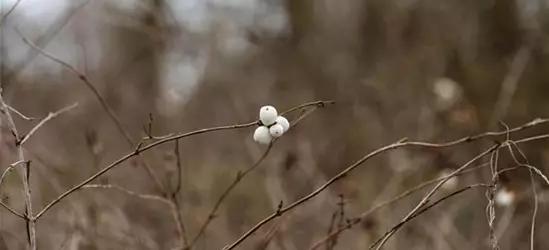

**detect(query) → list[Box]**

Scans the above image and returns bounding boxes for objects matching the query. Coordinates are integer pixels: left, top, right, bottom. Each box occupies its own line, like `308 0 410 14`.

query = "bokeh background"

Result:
1 0 549 249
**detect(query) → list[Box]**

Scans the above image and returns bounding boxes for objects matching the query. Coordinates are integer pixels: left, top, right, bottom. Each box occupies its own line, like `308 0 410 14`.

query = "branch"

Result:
487 46 530 129
81 184 171 205
371 145 499 250
222 119 549 250
0 161 28 220
7 106 37 121
186 144 273 249
18 103 78 145
16 30 168 194
170 140 188 248
34 100 333 220
370 184 491 248
0 0 24 28
0 90 36 250
307 162 490 250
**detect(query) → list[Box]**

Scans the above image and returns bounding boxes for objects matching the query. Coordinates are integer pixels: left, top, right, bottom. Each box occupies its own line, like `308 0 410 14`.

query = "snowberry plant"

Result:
253 105 290 145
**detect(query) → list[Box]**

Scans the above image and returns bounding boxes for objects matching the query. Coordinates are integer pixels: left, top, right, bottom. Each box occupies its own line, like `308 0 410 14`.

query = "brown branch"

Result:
34 100 333 220
487 46 530 129
505 140 538 250
7 106 37 121
170 140 188 249
307 162 490 250
0 90 36 250
186 101 329 249
0 0 24 28
82 183 193 250
370 184 491 249
186 144 273 249
16 30 168 195
222 119 549 250
371 145 499 250
0 160 27 219
81 184 171 205
18 103 78 145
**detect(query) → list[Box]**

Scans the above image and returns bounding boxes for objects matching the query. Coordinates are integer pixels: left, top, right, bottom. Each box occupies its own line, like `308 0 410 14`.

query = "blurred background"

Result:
1 0 549 249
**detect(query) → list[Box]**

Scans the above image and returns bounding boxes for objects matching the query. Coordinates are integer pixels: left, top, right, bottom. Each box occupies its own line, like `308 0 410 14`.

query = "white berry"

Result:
259 105 278 126
269 124 284 138
253 126 272 145
275 116 290 132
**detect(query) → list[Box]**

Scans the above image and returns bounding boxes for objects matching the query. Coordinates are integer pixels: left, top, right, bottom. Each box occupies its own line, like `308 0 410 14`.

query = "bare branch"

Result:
371 184 491 249
371 145 499 250
7 106 37 121
34 101 333 220
0 90 36 249
187 144 273 249
82 184 171 205
0 0 24 29
307 162 491 250
223 118 549 250
15 30 168 194
170 140 188 249
18 103 78 146
488 46 530 129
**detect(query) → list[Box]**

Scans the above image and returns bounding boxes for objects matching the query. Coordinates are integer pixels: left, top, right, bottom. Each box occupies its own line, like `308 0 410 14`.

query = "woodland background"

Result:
1 0 549 249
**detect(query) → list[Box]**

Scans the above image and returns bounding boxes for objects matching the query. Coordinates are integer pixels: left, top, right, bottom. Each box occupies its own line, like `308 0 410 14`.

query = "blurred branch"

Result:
18 103 78 146
222 118 549 250
255 221 280 250
34 100 333 220
16 30 168 195
371 145 499 250
371 133 549 250
0 0 24 29
0 161 28 219
371 184 491 249
3 0 90 90
488 46 530 129
81 184 171 205
170 140 188 248
186 144 273 250
308 162 491 250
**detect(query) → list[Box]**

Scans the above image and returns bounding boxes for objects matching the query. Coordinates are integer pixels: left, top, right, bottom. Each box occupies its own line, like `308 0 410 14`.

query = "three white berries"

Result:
253 105 290 145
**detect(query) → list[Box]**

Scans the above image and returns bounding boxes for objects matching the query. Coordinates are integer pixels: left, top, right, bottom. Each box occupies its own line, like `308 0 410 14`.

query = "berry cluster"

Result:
253 105 290 145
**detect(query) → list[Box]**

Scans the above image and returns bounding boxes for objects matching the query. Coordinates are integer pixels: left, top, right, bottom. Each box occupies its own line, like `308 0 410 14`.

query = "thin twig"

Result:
34 101 332 220
18 103 78 145
487 46 530 129
16 30 168 195
0 160 29 219
371 145 499 250
372 184 491 248
186 144 273 249
7 106 37 121
0 0 24 29
505 140 538 250
223 119 549 250
0 90 36 250
486 147 501 250
171 140 188 249
173 140 183 196
307 162 491 250
255 220 280 250
81 184 171 205
0 160 26 189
